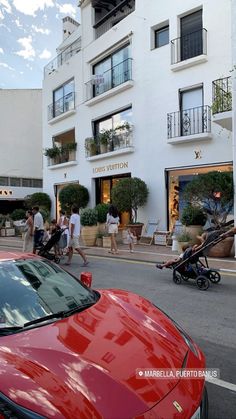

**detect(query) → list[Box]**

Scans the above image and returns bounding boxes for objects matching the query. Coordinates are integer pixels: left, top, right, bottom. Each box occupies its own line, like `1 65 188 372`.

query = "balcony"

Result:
171 28 207 71
85 58 133 104
167 105 212 144
45 143 77 168
48 92 75 122
44 38 81 77
212 77 232 131
85 124 134 160
92 0 135 39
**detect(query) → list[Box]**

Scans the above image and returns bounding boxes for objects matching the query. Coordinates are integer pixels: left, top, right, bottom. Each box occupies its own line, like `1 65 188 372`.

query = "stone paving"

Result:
1 236 236 273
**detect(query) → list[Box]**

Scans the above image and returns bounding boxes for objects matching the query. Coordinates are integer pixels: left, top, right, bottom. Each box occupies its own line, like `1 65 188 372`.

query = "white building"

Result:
0 89 43 214
43 1 233 230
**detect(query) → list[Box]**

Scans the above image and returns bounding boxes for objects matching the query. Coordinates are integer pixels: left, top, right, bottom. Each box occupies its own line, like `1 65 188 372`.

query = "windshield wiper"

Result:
62 301 96 317
0 326 25 336
24 311 65 328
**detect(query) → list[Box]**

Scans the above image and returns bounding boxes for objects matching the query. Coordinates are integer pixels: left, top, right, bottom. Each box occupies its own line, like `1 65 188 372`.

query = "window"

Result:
180 10 203 60
32 179 43 188
9 177 21 187
53 79 74 118
22 178 31 187
93 45 131 96
155 26 169 48
94 107 132 136
180 86 203 136
0 177 8 186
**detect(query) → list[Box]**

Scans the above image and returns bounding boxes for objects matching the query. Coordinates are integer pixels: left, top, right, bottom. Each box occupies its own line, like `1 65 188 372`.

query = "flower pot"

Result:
185 225 203 245
96 237 103 247
100 143 107 154
81 226 98 246
207 236 234 258
102 236 111 248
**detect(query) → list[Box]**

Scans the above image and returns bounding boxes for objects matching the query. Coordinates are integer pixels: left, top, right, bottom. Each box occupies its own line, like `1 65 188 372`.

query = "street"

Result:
65 254 236 419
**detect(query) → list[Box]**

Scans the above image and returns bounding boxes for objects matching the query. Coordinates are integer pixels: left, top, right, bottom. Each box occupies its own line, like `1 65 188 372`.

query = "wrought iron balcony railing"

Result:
44 38 81 77
85 127 133 158
85 58 132 101
212 77 232 114
48 92 75 121
171 28 207 65
167 105 211 139
93 0 135 39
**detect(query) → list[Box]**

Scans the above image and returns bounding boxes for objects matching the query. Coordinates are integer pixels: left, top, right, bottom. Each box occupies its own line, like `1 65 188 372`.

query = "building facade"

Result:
0 89 43 214
43 0 233 230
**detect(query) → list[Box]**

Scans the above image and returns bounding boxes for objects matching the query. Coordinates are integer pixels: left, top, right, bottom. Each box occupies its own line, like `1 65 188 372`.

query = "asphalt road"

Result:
65 254 236 419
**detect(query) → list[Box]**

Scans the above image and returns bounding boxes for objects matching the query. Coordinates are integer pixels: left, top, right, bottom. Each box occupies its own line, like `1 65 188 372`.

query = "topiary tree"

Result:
25 192 51 211
181 204 207 226
95 203 110 223
111 177 149 223
59 184 89 214
183 171 234 228
80 208 98 226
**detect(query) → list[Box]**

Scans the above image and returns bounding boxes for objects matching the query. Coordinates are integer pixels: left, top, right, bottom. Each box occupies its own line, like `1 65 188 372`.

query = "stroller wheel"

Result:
173 271 182 285
196 275 210 291
54 257 60 264
208 270 221 283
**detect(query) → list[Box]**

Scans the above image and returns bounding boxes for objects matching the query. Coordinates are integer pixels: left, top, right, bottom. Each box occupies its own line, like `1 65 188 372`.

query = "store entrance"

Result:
0 200 24 215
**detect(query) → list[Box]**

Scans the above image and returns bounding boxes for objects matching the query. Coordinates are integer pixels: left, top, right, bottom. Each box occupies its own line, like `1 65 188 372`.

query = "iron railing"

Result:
48 92 75 120
171 28 207 64
86 58 132 101
93 0 135 38
85 128 133 158
167 105 211 139
212 77 232 114
44 38 81 77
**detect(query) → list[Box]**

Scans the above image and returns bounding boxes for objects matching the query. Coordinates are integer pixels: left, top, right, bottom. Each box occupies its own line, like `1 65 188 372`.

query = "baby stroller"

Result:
171 231 226 291
38 228 63 264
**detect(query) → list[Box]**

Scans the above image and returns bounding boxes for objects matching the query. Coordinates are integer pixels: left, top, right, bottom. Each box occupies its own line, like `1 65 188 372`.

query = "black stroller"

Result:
38 229 63 264
170 230 228 291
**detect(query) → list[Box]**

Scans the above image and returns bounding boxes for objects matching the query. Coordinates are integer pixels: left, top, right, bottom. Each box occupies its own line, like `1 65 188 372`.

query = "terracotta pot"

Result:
207 237 234 258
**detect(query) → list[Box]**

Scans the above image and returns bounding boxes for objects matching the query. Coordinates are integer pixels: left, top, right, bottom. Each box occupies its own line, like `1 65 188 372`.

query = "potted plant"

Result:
44 146 61 160
98 130 110 154
80 208 98 246
181 204 207 244
59 184 89 214
96 230 103 247
111 177 149 239
61 142 77 161
95 203 109 232
85 137 97 157
183 170 234 256
176 231 192 253
102 231 111 248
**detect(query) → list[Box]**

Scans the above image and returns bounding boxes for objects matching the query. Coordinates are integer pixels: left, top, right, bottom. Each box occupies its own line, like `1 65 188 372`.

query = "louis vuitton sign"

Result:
93 161 128 174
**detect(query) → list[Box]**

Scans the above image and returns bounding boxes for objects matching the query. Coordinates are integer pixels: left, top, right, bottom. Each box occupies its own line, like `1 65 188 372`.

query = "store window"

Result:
167 164 233 231
155 26 169 48
95 174 131 205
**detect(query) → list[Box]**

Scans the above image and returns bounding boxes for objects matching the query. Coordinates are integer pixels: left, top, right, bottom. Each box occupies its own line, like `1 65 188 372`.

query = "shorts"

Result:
68 236 80 249
108 224 118 234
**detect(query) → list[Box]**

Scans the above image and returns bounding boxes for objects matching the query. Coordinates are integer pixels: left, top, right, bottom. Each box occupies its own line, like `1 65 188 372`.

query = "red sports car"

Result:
0 252 208 419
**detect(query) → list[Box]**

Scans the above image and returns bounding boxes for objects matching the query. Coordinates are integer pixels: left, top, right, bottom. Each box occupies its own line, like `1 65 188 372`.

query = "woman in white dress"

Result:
23 210 34 253
58 210 69 255
106 205 120 254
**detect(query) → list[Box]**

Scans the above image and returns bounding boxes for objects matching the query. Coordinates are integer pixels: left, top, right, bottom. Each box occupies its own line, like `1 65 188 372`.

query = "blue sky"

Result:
0 0 80 89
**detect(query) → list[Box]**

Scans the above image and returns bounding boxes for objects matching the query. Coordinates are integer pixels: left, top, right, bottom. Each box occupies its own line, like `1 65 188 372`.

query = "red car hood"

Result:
0 290 189 418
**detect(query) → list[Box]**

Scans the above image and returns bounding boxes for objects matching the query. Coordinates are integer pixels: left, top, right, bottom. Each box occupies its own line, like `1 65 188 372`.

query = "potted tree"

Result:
98 130 110 154
85 137 97 157
181 204 207 244
183 170 234 256
59 184 89 214
80 208 98 246
95 203 109 232
111 177 149 239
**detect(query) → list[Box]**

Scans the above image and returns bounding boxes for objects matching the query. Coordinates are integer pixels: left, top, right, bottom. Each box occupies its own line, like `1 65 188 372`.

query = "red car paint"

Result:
0 253 206 418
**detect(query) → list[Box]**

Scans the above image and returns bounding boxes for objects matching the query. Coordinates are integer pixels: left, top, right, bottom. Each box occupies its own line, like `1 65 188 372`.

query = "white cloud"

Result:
15 36 35 60
56 3 76 18
26 63 33 70
39 49 52 59
12 0 54 17
0 23 11 31
0 47 3 54
0 0 12 14
0 9 4 20
0 62 14 71
15 18 23 28
32 24 50 35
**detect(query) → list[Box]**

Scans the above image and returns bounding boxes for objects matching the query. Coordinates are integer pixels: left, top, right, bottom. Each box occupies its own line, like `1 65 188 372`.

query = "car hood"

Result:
0 290 189 419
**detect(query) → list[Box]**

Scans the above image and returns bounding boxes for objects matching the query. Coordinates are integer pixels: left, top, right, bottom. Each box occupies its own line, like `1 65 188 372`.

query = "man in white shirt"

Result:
65 205 89 267
32 206 44 254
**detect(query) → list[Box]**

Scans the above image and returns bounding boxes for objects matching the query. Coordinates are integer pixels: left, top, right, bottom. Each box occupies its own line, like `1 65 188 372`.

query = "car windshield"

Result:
0 258 97 329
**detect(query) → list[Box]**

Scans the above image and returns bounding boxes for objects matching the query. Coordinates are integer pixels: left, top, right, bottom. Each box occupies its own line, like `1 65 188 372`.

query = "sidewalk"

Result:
1 236 236 273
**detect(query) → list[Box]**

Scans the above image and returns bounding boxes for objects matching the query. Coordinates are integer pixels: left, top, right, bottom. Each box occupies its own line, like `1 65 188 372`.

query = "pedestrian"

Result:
49 219 60 257
126 228 135 253
32 206 45 254
58 210 69 255
106 204 120 254
65 205 89 267
22 210 34 253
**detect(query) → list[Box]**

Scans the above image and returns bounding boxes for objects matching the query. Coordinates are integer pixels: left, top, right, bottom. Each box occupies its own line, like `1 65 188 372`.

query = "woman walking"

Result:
23 210 34 253
106 204 120 254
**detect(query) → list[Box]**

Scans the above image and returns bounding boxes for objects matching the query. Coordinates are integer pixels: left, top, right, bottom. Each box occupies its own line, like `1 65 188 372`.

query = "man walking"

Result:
65 205 89 267
32 206 44 254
